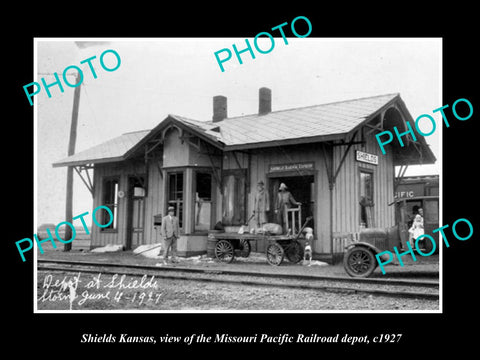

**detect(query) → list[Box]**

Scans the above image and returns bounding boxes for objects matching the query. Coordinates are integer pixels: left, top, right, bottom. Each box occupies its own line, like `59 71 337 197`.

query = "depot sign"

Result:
394 191 414 199
355 150 378 165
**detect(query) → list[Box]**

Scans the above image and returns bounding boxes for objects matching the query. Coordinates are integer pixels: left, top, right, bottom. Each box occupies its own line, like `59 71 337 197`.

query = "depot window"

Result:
102 177 119 230
359 169 374 227
222 169 247 226
167 171 184 228
194 171 213 232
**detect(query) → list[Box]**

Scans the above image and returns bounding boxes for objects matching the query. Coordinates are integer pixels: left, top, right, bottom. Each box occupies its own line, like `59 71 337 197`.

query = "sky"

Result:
35 38 441 225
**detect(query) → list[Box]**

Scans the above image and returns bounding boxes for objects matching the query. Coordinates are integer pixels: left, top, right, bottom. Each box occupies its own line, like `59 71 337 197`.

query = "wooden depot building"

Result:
53 88 436 263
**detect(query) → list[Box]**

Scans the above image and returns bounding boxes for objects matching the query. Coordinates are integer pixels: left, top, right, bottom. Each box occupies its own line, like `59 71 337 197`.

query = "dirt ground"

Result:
35 247 439 311
36 270 439 311
37 247 440 280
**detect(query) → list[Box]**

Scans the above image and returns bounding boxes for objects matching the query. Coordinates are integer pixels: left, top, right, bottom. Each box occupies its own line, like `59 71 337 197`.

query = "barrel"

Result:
207 230 224 258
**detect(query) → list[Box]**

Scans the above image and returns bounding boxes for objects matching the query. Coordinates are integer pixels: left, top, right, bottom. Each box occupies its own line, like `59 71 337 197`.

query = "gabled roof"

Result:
211 93 399 149
52 130 150 167
52 93 435 167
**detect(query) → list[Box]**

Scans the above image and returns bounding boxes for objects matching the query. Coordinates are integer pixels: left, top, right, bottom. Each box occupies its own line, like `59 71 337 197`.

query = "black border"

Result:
7 5 479 355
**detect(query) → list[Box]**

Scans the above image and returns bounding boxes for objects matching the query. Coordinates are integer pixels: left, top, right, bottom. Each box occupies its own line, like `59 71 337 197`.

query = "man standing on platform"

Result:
253 180 270 229
275 183 301 233
160 206 180 263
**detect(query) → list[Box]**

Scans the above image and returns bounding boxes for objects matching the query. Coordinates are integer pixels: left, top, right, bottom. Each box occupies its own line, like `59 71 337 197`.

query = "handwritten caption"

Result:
38 272 161 309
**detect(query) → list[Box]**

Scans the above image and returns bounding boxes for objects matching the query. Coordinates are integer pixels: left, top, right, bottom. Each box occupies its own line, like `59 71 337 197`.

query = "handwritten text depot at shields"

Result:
38 272 161 310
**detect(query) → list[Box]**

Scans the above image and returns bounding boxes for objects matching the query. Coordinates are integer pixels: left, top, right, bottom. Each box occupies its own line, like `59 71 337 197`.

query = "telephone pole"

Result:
64 73 81 251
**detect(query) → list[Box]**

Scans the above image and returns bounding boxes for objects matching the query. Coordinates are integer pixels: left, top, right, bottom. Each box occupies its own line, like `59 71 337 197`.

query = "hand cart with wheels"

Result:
212 215 312 266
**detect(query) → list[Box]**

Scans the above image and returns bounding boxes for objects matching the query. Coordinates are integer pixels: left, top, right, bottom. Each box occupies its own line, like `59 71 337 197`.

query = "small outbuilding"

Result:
53 88 435 263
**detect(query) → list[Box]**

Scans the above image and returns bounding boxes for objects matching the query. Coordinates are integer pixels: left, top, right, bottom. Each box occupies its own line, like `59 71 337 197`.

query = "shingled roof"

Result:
53 130 150 167
53 93 434 167
207 93 399 149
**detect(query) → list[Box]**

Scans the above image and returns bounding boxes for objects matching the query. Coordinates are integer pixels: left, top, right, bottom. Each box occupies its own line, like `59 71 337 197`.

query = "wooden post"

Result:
64 74 81 251
321 143 335 262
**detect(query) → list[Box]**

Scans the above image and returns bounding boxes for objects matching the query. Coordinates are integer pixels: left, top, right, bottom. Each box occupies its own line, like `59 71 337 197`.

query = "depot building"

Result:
53 88 435 263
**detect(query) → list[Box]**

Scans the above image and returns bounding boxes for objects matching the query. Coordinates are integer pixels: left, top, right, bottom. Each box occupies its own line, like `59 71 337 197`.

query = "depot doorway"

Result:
268 175 315 230
126 175 146 250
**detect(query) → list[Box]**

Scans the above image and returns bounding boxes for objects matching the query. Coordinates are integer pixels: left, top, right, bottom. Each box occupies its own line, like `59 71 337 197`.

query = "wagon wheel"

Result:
266 242 284 266
285 240 303 264
343 247 376 277
238 239 251 258
215 239 235 263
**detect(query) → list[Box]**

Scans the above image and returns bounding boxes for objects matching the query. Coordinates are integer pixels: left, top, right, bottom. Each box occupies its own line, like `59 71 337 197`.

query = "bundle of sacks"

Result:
253 223 283 235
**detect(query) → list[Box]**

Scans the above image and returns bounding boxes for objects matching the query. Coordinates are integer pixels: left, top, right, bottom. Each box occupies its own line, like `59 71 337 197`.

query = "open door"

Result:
126 176 145 250
396 199 409 250
423 197 439 253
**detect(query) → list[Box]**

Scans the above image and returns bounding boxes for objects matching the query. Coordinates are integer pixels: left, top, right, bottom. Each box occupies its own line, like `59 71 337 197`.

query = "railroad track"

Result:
37 259 439 301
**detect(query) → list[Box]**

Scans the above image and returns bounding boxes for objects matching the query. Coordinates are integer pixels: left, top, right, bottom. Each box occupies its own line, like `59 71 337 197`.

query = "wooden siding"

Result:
143 156 164 244
332 131 395 237
89 127 395 255
91 157 164 248
220 145 331 254
219 131 394 255
163 127 189 167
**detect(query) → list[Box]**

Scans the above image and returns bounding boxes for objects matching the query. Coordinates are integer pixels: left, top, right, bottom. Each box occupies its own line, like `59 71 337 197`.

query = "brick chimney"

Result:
212 95 227 122
258 87 272 115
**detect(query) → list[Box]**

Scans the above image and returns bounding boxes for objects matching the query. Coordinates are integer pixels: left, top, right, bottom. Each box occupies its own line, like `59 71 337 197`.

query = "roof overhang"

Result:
388 97 436 166
52 115 226 168
128 115 226 156
222 133 347 151
52 94 436 168
52 158 120 168
52 130 151 168
347 95 436 166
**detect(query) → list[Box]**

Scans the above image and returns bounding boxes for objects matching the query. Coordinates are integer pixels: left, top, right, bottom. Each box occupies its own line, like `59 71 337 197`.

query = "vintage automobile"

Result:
343 195 439 277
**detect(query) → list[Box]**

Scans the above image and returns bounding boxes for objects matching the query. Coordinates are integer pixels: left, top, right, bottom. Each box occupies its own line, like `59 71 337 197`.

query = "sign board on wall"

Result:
355 150 378 165
395 191 415 199
268 162 314 173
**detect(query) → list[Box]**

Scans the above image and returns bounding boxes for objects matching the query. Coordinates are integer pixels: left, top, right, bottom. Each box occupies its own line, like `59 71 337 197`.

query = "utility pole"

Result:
64 73 81 251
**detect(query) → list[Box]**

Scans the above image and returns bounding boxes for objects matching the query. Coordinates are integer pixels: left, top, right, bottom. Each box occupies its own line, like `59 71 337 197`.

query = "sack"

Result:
214 221 224 230
259 223 283 235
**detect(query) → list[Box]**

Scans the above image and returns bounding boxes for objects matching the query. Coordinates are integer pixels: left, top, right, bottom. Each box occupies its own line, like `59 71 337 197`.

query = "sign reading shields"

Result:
355 150 378 165
269 162 314 173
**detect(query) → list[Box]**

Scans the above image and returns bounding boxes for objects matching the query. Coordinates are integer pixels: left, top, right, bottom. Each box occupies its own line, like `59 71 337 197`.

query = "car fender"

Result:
345 242 383 256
